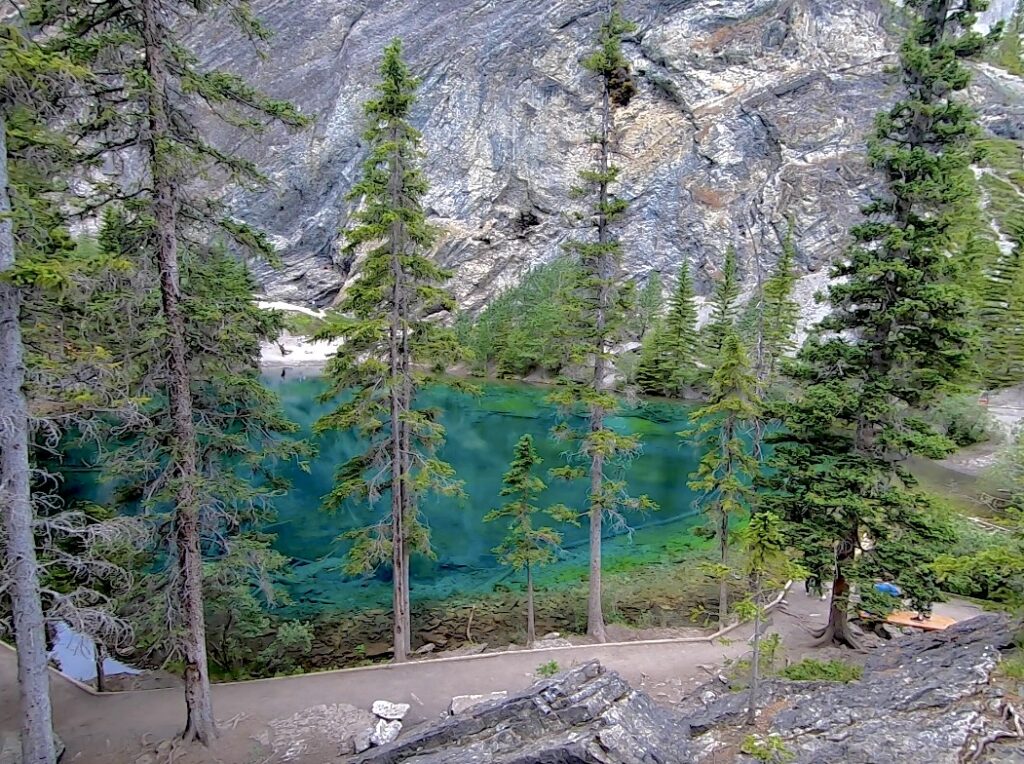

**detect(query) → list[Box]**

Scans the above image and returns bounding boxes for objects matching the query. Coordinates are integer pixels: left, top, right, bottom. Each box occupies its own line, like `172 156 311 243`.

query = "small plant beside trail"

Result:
536 660 560 678
779 658 863 683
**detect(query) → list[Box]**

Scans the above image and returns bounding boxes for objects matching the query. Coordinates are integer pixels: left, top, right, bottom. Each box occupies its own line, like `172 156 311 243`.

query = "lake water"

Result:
264 374 705 614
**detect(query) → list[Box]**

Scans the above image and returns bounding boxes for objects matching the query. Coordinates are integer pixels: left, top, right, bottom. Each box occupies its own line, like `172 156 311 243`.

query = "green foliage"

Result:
702 245 740 360
459 258 580 376
536 660 560 677
992 0 1023 75
281 311 326 337
686 335 760 556
314 40 462 577
485 434 578 573
764 0 992 636
740 734 795 764
778 658 863 683
758 227 800 379
926 393 997 447
635 260 700 396
1001 652 1024 679
631 272 663 339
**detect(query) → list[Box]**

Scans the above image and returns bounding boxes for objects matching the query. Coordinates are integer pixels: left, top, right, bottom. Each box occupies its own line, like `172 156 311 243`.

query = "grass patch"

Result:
281 311 326 337
536 660 560 677
778 658 863 683
1001 653 1024 680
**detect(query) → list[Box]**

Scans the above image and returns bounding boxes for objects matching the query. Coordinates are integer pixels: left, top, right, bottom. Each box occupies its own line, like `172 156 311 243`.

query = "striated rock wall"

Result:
197 0 1023 317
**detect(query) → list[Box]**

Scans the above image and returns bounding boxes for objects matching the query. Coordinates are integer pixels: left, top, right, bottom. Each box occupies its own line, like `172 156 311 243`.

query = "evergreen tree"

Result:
685 331 760 624
759 228 800 381
1 27 66 764
764 0 991 647
979 237 1024 387
635 259 700 395
31 0 309 741
314 40 462 663
551 3 652 643
703 244 740 358
739 511 788 726
631 271 663 339
484 435 576 645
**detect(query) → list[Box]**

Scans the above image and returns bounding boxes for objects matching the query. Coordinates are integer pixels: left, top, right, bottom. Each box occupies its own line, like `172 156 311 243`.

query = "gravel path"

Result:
0 588 984 763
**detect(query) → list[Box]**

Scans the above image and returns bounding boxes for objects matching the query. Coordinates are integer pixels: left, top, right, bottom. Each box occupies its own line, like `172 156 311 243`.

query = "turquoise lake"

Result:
263 373 705 614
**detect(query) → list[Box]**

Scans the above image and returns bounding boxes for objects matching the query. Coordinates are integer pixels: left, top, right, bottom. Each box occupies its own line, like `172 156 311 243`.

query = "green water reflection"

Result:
264 374 704 613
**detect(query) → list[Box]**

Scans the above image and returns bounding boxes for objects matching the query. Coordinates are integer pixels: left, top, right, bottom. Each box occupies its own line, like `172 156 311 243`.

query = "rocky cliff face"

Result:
352 614 1022 764
199 0 1024 314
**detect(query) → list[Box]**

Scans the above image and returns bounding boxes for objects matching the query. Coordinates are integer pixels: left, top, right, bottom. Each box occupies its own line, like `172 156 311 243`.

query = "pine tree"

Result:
685 331 760 625
314 40 462 663
703 244 740 359
635 259 699 395
1 22 89 763
632 272 663 339
484 435 576 645
739 511 788 726
763 0 990 647
30 0 308 742
759 228 800 381
551 2 652 643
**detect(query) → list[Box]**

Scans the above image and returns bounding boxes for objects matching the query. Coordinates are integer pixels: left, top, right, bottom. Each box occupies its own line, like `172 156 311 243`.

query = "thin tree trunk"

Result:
140 1 215 743
586 33 613 645
0 115 58 764
93 640 106 693
719 507 729 626
387 123 410 663
816 563 859 648
526 562 536 646
746 574 763 725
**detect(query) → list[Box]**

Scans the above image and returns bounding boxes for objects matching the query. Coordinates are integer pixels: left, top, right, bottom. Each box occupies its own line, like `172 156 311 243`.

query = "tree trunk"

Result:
719 508 729 626
0 115 58 764
140 1 216 743
585 39 614 645
746 575 763 726
526 562 536 646
387 122 410 663
93 640 106 693
816 565 860 648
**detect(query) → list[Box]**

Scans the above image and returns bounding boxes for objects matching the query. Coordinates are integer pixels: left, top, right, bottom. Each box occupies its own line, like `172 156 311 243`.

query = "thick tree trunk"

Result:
816 566 860 648
0 116 58 764
140 1 216 743
526 563 536 646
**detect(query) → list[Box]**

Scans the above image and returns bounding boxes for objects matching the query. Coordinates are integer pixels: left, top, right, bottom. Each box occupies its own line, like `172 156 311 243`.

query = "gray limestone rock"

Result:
370 719 403 747
448 691 509 715
372 701 411 721
190 0 1022 317
350 615 1020 764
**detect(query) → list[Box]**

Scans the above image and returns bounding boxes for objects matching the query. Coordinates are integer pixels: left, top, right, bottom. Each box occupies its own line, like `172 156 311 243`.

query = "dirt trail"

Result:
0 589 984 763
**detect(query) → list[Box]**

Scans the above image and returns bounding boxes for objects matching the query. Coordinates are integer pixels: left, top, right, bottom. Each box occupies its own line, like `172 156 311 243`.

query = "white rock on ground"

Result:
372 700 410 721
370 719 402 747
449 691 509 716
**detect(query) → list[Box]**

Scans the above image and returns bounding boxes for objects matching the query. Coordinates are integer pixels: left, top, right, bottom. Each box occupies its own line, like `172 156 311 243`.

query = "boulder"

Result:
371 701 410 721
353 615 1020 764
369 719 402 747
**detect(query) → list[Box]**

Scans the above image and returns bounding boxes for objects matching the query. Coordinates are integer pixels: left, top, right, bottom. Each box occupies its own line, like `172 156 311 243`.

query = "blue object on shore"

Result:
874 582 902 597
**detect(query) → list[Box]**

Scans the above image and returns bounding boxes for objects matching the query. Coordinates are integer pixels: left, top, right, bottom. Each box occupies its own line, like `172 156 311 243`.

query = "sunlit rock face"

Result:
198 0 1022 317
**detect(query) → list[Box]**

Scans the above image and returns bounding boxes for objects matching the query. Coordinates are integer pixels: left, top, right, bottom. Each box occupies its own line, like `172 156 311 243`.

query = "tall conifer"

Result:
764 0 991 647
552 3 651 642
686 331 760 624
635 259 699 395
314 40 461 663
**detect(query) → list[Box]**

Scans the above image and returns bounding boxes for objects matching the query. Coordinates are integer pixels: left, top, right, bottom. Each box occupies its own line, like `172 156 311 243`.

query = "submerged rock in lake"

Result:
352 614 1021 763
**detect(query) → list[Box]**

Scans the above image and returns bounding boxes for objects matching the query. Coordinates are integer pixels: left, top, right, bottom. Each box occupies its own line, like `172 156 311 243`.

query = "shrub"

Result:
778 658 862 683
536 660 560 678
741 734 794 763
